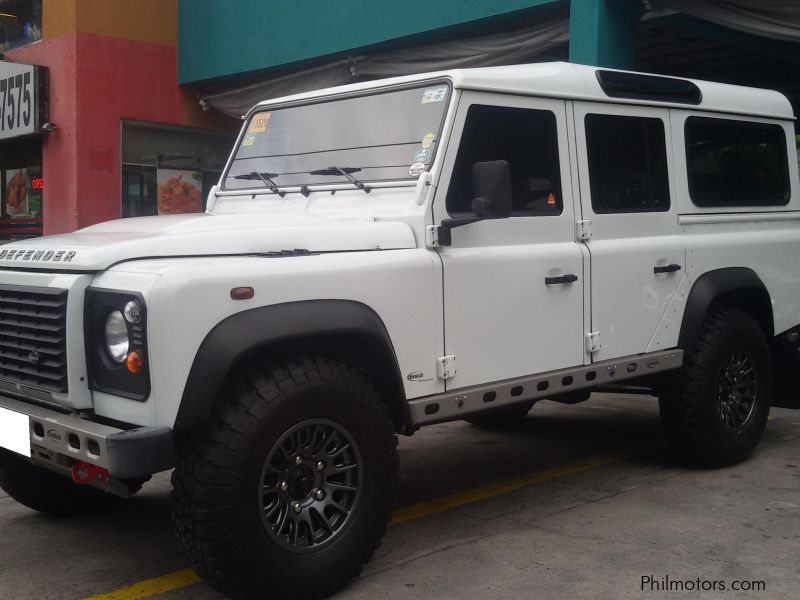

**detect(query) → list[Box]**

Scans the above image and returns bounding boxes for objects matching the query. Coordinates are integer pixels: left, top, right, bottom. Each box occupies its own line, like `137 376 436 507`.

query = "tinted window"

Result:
225 83 450 190
585 114 670 213
446 105 562 217
685 117 789 207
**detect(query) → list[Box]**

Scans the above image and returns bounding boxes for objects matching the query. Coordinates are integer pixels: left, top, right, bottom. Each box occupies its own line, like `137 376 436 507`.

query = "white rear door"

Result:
572 103 685 362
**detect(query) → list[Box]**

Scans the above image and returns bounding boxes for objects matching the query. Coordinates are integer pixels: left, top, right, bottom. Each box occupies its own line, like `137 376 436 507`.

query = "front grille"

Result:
0 285 68 393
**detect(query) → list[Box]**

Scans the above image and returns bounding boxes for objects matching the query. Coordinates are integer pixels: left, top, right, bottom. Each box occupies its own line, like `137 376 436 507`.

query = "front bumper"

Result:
0 395 174 479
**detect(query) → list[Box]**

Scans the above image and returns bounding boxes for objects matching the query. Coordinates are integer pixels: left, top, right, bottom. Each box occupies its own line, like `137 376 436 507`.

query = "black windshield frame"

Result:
221 79 453 192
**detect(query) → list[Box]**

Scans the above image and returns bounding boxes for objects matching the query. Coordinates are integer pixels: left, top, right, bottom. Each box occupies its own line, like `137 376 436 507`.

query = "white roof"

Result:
255 61 794 121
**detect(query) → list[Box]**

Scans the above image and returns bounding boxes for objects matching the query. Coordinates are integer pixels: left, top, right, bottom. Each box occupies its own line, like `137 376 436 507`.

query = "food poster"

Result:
5 168 29 217
157 156 203 214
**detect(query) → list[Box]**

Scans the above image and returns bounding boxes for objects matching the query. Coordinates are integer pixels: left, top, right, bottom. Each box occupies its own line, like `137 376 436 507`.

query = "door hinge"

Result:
426 225 441 248
437 354 457 380
585 331 601 353
576 219 592 241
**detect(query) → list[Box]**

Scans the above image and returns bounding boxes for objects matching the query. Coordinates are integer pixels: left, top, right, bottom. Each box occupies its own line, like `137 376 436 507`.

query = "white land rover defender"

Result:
1 63 799 599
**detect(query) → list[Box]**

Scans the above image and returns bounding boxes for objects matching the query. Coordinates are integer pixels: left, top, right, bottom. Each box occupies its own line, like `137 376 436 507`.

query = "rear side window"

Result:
446 105 563 217
685 117 790 207
585 114 670 213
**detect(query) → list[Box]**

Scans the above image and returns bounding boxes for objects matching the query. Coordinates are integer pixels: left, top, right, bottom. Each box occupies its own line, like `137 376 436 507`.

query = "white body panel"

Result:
92 249 443 427
0 211 418 271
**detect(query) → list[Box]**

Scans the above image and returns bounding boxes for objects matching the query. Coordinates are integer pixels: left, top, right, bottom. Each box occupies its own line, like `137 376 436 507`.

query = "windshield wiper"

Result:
309 166 371 193
233 171 285 197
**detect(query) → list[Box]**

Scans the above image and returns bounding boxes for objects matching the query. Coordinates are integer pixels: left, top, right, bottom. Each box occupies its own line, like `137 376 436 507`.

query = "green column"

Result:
569 0 641 69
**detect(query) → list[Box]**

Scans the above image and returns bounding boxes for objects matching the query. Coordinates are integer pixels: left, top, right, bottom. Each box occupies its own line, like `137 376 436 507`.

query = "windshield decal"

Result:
421 86 448 104
409 162 425 177
413 148 431 163
248 112 272 133
421 133 436 149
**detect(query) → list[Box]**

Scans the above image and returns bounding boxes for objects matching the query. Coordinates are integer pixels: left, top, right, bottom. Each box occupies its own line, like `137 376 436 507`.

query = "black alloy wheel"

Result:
658 308 771 468
716 351 757 433
260 419 362 553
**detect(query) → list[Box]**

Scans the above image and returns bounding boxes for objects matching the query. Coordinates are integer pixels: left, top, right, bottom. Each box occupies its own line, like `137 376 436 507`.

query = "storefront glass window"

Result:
0 134 41 241
0 0 42 52
121 123 234 217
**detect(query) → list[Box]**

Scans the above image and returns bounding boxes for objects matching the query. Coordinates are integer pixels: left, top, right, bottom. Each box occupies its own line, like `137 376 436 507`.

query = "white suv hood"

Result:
0 213 417 271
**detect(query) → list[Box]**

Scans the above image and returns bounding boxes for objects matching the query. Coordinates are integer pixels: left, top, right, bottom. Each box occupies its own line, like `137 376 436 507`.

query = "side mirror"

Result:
436 160 513 247
471 160 512 219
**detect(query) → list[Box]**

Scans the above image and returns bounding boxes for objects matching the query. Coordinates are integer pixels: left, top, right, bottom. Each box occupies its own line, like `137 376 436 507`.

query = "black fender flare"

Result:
678 267 774 355
174 300 405 431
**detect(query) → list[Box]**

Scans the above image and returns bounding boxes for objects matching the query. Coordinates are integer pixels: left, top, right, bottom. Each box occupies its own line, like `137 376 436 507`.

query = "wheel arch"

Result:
678 267 774 356
174 300 410 433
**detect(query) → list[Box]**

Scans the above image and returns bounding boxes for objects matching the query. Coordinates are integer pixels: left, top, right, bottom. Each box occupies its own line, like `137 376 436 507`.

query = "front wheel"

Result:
659 308 771 468
170 357 398 600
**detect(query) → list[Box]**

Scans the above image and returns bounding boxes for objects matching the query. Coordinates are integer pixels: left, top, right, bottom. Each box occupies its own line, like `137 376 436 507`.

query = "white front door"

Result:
572 103 685 362
433 92 586 390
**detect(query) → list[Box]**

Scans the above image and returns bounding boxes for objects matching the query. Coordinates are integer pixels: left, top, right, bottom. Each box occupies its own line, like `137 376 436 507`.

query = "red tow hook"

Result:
71 462 110 485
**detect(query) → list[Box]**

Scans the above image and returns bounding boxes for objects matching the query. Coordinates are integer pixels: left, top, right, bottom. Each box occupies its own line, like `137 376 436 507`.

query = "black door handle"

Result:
545 273 578 285
653 263 681 274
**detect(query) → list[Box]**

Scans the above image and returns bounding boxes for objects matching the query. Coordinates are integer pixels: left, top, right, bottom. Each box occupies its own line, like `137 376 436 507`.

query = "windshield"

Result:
223 82 451 190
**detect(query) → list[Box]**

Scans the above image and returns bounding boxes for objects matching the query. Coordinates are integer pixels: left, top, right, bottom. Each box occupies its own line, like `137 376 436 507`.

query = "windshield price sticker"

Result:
421 86 448 104
248 112 272 134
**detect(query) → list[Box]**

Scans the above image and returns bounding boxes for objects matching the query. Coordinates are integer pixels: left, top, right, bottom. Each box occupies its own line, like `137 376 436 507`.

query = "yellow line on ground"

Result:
83 569 201 600
391 446 646 524
83 446 646 600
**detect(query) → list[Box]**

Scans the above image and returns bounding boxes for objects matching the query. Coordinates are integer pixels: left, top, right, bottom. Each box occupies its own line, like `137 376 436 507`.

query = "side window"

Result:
685 117 790 207
445 105 562 217
585 114 670 213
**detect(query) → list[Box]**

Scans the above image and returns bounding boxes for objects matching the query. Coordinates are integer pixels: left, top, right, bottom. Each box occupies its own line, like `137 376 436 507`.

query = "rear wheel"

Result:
659 308 771 467
0 449 141 516
465 400 534 429
170 357 398 600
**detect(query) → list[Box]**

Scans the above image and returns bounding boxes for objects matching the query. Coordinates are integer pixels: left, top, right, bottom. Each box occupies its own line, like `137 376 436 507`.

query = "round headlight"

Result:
104 311 129 363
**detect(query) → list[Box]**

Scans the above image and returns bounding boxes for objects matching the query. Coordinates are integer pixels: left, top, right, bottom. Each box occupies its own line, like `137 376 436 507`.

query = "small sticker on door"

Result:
242 134 257 147
421 133 436 149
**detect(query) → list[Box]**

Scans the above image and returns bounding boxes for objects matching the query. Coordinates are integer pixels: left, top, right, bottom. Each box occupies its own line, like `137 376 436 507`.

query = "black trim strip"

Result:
596 70 702 105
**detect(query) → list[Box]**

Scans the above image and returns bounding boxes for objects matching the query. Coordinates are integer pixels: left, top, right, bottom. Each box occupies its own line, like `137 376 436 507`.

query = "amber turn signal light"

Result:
231 287 255 300
126 350 144 374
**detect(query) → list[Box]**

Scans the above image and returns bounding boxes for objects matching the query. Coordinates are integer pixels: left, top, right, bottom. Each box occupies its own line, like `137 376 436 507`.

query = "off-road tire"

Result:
659 308 771 468
0 449 141 516
170 357 399 600
465 400 535 428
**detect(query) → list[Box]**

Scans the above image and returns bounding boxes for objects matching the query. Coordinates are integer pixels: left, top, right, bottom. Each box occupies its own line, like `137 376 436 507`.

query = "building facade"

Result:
0 0 236 241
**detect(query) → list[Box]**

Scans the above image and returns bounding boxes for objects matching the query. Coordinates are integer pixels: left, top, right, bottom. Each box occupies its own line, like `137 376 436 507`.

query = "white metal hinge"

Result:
576 219 592 241
426 225 441 248
437 354 457 380
585 331 601 353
